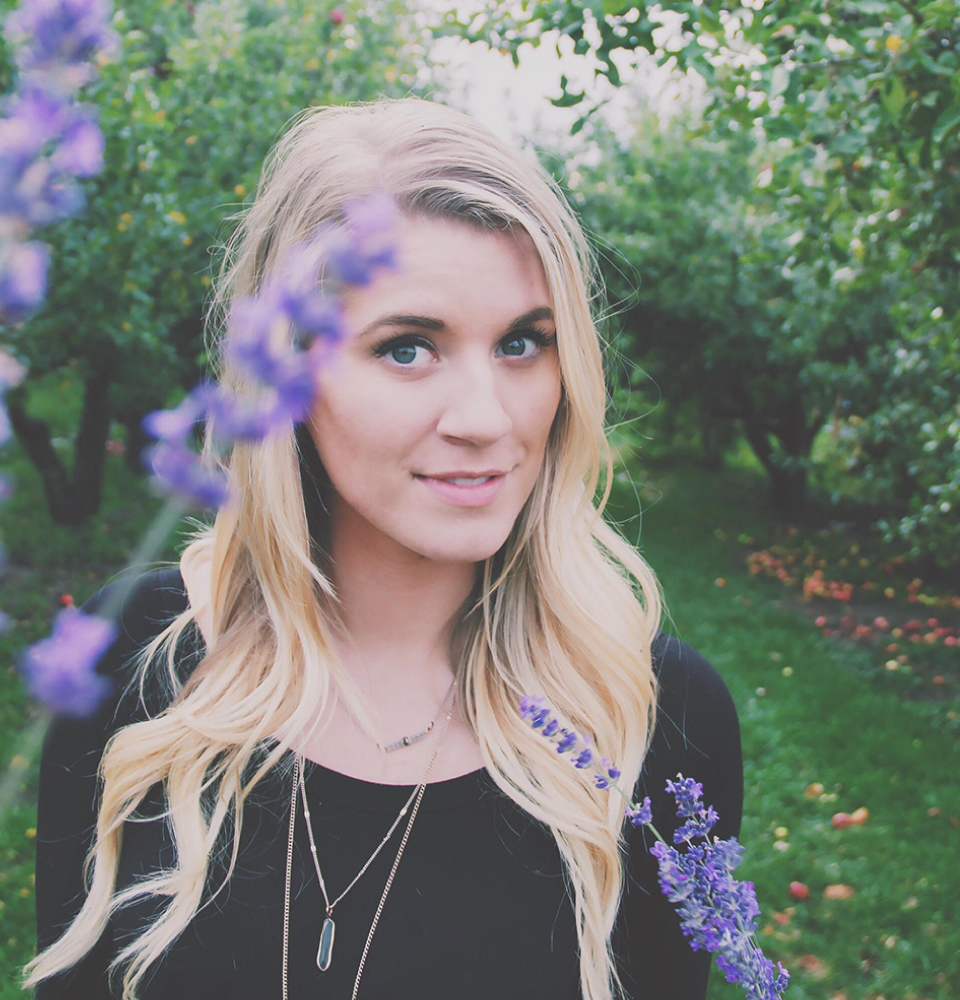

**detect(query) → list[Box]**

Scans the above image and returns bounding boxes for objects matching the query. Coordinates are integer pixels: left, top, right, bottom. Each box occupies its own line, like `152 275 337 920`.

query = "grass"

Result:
605 460 958 1000
0 425 957 999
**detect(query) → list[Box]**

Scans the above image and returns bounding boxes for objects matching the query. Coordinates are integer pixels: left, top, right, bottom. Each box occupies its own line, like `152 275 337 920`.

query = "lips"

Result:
414 471 508 507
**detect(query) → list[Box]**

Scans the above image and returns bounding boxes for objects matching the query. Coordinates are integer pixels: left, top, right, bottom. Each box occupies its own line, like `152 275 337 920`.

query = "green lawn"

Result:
1 447 957 999
606 462 958 1000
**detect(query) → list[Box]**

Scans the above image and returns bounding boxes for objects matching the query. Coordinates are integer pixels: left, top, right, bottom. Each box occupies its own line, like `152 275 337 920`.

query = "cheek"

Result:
516 369 563 442
310 379 420 480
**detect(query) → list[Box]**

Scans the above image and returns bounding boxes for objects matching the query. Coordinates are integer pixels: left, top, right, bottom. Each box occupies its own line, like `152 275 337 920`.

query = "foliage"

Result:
448 0 960 565
0 0 431 522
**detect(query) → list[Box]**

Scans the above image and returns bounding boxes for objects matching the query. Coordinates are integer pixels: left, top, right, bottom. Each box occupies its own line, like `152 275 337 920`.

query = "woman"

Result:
25 97 743 1000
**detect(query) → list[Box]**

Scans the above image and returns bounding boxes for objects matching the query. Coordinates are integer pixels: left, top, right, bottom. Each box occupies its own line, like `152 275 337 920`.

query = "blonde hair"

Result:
24 97 665 1000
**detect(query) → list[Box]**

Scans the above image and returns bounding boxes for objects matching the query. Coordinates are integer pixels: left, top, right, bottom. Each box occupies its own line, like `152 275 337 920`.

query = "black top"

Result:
34 566 743 1000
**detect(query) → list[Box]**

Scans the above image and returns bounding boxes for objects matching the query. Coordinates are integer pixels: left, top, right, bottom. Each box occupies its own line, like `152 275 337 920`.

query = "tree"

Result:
448 0 960 561
1 0 432 524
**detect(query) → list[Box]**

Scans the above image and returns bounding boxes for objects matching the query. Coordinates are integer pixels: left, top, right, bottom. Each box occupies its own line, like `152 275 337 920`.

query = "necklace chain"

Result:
376 677 456 753
282 687 455 1000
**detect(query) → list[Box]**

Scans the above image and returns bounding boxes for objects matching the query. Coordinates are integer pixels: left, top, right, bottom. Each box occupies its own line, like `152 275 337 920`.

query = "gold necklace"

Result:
281 688 455 1000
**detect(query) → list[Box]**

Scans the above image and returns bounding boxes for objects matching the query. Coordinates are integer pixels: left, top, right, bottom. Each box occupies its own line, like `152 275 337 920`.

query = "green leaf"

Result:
880 75 907 117
697 7 722 33
763 115 801 141
551 83 587 108
828 129 867 156
932 102 960 145
601 58 621 87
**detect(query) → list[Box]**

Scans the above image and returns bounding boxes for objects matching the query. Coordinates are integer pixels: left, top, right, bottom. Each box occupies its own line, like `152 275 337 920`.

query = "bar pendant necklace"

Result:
283 683 456 995
317 911 335 971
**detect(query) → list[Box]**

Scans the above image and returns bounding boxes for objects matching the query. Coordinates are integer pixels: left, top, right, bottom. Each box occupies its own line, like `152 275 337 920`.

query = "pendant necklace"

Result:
282 682 457 1000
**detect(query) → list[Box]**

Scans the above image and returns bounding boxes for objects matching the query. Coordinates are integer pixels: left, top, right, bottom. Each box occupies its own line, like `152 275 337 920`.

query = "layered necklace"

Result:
282 677 458 1000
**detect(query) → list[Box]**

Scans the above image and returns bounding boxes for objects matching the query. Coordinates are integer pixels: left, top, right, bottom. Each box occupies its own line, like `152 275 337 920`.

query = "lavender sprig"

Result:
138 193 399 511
18 603 117 716
518 694 790 999
13 190 400 721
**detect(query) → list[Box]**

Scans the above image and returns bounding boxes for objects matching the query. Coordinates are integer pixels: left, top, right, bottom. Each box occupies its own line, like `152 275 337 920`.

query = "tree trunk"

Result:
120 411 152 475
697 394 725 471
5 360 115 525
730 382 812 518
73 361 114 518
767 463 809 518
5 386 77 524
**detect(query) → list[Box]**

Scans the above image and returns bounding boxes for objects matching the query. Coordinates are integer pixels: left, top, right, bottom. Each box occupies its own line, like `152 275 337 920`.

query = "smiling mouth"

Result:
414 474 501 485
412 472 508 506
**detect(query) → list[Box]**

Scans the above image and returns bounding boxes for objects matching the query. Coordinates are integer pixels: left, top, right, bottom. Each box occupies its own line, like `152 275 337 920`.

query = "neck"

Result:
326 528 479 701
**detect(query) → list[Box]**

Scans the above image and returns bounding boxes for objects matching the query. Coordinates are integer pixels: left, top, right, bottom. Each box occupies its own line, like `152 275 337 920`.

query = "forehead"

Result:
339 213 552 327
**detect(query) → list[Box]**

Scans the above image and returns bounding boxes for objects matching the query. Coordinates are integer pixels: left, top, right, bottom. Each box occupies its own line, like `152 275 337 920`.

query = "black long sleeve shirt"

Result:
34 566 743 999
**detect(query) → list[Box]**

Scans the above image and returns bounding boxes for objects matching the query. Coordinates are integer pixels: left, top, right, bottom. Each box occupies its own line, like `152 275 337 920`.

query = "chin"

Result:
409 531 511 565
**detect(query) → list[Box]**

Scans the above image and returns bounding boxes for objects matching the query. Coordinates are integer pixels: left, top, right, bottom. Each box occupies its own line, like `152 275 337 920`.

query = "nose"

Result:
434 360 513 444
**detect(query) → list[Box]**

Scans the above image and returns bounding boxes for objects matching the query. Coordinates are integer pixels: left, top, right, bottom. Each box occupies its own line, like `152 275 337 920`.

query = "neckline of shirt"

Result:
160 565 496 814
300 756 497 814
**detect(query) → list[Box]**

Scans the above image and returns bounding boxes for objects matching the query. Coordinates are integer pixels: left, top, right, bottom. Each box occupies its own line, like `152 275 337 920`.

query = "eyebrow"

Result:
356 307 555 340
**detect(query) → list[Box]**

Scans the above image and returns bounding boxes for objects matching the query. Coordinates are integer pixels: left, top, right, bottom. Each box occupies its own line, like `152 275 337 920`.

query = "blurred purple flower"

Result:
141 439 229 511
518 693 790 999
4 0 119 82
342 190 400 240
0 87 70 157
324 191 401 287
49 106 104 175
0 89 94 228
0 240 49 321
142 387 208 446
325 235 396 287
265 240 347 344
19 603 117 716
139 192 399 507
0 0 114 321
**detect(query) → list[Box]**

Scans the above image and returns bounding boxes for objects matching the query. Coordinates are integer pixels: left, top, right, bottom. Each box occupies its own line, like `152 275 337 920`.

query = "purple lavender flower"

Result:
48 105 104 176
324 191 401 287
141 439 229 510
139 192 399 506
625 797 652 825
342 190 400 240
0 240 49 321
4 0 120 84
0 0 116 321
518 692 790 999
18 604 117 716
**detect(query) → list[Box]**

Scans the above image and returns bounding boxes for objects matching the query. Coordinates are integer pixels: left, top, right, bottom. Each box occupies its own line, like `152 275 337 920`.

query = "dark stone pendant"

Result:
317 915 335 971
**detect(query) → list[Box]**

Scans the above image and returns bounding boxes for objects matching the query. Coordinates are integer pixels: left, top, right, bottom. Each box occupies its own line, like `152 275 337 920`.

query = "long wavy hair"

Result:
24 96 665 1000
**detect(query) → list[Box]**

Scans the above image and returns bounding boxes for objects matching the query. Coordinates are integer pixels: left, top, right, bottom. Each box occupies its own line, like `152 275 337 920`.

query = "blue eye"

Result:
372 329 557 368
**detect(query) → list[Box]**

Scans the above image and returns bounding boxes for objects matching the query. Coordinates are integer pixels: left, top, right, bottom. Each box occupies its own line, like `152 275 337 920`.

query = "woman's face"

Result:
307 212 563 565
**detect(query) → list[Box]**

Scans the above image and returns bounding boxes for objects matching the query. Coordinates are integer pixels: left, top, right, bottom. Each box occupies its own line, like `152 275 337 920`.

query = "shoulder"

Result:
67 564 194 734
649 630 741 756
638 630 744 841
37 566 196 826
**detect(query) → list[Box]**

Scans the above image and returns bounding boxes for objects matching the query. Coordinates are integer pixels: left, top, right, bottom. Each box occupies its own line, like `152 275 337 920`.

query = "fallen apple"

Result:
823 883 855 900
